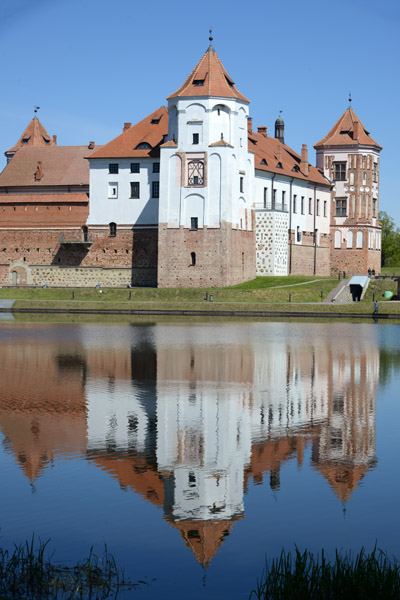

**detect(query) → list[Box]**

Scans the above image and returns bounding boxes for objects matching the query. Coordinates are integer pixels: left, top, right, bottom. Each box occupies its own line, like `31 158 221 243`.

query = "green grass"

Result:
249 546 400 600
381 267 400 276
0 536 142 599
230 276 334 290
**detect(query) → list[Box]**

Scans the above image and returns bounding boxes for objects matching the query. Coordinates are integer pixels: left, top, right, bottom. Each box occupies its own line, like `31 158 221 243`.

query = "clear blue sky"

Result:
1 0 399 224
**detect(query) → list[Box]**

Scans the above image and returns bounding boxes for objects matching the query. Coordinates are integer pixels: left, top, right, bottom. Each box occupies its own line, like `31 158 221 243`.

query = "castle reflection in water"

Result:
0 323 378 566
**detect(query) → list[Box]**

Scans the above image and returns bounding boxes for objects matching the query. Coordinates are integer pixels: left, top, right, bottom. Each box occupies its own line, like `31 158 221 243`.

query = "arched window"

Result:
334 231 341 248
109 222 117 237
190 252 196 266
188 160 204 185
135 142 152 150
347 231 353 248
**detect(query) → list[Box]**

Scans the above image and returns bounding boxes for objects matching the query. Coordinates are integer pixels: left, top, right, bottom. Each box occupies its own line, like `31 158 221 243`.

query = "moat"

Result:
0 320 399 599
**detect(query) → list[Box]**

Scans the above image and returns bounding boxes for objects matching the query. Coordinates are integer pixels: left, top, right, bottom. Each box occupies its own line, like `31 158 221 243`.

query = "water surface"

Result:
0 320 400 599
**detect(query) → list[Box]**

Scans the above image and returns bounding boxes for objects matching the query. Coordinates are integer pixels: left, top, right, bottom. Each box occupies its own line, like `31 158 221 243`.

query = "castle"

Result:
0 40 382 287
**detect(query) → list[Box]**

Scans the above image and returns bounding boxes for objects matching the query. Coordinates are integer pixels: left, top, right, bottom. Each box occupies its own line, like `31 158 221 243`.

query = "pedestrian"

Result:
374 300 379 314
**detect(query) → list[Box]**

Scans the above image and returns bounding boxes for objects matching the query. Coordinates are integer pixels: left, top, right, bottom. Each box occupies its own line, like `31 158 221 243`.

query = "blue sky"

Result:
1 0 399 223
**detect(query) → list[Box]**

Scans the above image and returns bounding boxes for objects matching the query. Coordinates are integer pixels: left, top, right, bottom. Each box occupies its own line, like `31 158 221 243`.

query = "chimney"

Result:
257 126 267 136
52 134 57 145
88 141 95 149
123 122 132 132
247 117 252 133
34 161 43 181
353 120 359 140
301 144 309 175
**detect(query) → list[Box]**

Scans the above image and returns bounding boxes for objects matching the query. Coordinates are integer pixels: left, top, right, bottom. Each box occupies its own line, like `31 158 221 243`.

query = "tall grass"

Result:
249 546 400 600
0 536 138 599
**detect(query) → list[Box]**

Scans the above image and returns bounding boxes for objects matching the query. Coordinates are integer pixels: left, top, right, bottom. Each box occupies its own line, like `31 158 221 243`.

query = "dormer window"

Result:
276 162 283 169
135 142 152 150
260 158 268 166
151 117 161 124
292 165 300 172
224 75 234 88
193 79 205 86
22 137 30 144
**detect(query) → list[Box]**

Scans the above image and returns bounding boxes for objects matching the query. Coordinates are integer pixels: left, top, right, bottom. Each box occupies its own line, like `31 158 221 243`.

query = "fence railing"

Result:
253 202 288 212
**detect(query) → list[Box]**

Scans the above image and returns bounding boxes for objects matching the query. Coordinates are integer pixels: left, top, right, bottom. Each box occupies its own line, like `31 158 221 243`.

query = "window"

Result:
373 163 378 182
190 217 198 231
153 162 160 173
335 231 341 248
193 133 199 145
324 201 327 217
335 199 347 216
293 194 297 213
309 197 312 214
135 142 151 149
317 199 320 216
263 187 268 208
356 231 363 248
350 171 354 185
297 226 301 242
301 196 305 214
333 162 346 181
109 222 117 237
152 181 159 198
240 177 244 193
109 163 119 174
272 189 276 209
282 190 286 207
190 252 196 266
188 160 204 185
362 172 367 185
130 163 140 173
347 231 353 248
108 183 118 198
373 198 377 217
130 182 140 198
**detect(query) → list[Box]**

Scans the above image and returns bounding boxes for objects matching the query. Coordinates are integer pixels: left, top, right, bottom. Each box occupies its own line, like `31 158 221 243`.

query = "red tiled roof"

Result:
6 117 56 154
167 45 249 103
250 131 330 186
0 192 88 204
87 107 168 159
209 139 233 147
314 107 382 149
0 146 98 187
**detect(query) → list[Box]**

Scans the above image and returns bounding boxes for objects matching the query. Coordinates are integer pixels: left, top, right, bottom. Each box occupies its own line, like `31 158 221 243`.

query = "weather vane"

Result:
34 106 40 114
348 92 352 106
209 28 213 42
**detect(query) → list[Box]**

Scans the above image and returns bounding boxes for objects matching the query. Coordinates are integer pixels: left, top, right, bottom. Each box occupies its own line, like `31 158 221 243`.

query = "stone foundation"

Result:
30 265 156 287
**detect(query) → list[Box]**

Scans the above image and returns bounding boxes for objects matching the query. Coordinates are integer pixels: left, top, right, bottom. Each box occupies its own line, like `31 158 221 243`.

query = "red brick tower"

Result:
314 106 382 275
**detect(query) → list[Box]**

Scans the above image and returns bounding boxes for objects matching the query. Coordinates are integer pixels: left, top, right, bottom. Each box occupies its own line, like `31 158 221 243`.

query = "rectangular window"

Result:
317 199 320 216
293 194 297 213
153 162 160 173
362 172 367 185
193 133 199 145
130 182 140 198
373 198 377 217
240 177 244 193
309 198 312 214
109 163 119 174
282 190 286 208
263 187 268 208
297 226 301 242
324 201 327 217
108 183 118 198
333 162 346 181
301 196 304 214
191 217 198 230
335 199 347 216
152 181 159 198
130 163 140 173
373 163 378 183
272 189 276 209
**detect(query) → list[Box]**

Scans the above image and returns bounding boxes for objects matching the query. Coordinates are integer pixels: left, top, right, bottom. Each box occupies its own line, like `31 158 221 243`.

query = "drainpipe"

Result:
288 177 294 274
313 184 317 275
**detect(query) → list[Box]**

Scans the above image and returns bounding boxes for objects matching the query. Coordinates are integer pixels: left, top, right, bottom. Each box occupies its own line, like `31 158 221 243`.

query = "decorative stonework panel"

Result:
255 210 288 276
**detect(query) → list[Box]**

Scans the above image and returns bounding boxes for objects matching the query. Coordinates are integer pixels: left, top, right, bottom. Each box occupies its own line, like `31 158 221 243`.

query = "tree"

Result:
379 211 400 267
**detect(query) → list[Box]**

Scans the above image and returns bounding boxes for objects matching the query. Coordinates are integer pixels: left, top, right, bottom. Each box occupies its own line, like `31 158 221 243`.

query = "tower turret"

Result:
274 112 284 144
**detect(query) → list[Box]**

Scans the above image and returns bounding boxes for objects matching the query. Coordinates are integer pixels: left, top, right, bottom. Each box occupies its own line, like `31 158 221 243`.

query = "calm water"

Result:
0 320 400 599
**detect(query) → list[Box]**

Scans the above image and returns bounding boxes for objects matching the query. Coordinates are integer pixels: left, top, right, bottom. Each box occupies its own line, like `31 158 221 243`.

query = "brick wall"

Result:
288 231 331 275
157 222 256 287
30 266 156 287
331 248 381 275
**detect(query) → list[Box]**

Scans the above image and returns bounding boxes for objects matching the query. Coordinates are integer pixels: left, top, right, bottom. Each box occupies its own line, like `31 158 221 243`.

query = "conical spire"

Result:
5 116 56 158
314 106 381 149
167 45 249 102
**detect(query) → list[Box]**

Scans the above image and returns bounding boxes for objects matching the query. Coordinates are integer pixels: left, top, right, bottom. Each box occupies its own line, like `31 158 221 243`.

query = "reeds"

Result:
0 536 135 599
249 546 400 600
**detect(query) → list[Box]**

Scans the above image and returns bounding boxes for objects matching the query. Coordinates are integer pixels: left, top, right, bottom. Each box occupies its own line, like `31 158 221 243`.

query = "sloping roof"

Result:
250 131 331 187
6 116 56 154
87 107 168 159
314 107 382 149
167 45 249 103
0 146 97 187
0 192 88 204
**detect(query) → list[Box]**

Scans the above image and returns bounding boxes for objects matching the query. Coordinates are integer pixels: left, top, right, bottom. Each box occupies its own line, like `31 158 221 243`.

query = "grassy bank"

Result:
250 546 400 600
0 537 139 599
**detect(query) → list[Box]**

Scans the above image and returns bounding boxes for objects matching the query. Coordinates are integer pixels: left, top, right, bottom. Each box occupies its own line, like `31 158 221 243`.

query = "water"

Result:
0 320 400 599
